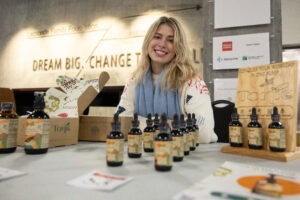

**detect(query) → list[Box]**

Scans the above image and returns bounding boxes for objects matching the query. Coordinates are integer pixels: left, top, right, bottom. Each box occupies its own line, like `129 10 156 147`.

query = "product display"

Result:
127 113 142 158
171 114 184 162
24 92 50 154
180 114 189 156
186 113 196 151
0 102 18 153
143 114 155 153
268 107 286 152
247 108 263 149
229 108 243 147
106 113 124 166
155 113 173 171
191 113 199 147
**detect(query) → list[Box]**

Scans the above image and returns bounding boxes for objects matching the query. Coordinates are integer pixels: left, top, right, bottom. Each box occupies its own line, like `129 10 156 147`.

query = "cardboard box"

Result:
17 86 98 147
79 107 132 142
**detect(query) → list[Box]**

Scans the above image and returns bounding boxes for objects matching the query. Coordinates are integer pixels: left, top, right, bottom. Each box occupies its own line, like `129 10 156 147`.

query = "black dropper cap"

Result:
231 107 239 121
250 107 258 121
266 174 277 184
192 113 196 125
146 113 153 127
186 113 193 127
111 113 121 131
132 113 140 128
159 113 169 133
154 113 159 126
33 92 46 110
179 114 186 129
1 102 13 111
172 114 180 129
271 106 280 122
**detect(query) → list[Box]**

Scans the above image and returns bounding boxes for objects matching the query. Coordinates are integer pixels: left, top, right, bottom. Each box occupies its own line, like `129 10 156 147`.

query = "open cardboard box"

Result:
17 86 99 147
79 106 132 142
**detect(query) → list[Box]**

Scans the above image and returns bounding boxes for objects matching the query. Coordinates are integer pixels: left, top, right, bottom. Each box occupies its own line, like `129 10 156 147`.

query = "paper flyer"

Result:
174 161 300 200
0 167 26 181
67 171 133 191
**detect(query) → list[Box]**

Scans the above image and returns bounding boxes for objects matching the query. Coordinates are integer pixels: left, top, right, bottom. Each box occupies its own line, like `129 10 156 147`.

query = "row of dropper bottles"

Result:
106 112 200 172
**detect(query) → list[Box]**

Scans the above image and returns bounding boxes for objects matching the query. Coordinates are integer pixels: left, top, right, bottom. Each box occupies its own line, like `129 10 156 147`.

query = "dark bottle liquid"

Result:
180 114 189 156
143 113 155 153
25 92 50 154
268 106 286 152
0 102 18 153
247 108 263 149
128 113 142 158
155 113 172 171
106 113 124 166
171 114 184 162
186 113 196 151
153 113 160 139
229 107 243 147
192 113 199 147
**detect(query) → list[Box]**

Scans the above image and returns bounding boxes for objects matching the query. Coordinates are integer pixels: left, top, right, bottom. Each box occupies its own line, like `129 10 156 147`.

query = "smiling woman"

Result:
116 16 218 144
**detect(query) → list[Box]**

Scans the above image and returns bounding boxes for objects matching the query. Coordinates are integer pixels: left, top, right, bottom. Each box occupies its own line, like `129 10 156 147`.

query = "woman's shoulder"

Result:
184 75 209 95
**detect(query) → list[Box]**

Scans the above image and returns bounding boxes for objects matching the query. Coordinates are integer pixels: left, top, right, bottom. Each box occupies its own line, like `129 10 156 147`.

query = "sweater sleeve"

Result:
182 76 218 143
116 77 135 116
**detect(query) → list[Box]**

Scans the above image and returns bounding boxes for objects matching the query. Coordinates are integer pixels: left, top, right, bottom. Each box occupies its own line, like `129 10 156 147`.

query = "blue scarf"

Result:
134 69 182 119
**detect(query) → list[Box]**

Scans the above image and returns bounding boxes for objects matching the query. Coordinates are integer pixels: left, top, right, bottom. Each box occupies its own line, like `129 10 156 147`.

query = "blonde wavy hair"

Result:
133 16 199 91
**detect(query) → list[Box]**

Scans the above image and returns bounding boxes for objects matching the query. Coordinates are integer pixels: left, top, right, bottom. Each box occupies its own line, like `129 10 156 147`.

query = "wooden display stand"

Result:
221 61 300 162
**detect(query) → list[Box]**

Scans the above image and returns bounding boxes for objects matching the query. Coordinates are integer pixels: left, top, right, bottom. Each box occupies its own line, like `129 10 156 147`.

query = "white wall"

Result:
282 0 300 45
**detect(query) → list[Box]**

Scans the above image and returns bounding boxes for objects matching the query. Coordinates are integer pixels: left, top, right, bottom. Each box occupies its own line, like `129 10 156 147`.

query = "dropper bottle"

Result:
127 113 142 158
268 106 286 152
186 113 196 151
180 114 189 156
229 107 243 147
143 113 155 153
192 113 200 147
106 113 124 166
0 102 18 153
155 113 173 171
25 92 50 154
153 113 160 139
171 114 184 162
247 107 263 149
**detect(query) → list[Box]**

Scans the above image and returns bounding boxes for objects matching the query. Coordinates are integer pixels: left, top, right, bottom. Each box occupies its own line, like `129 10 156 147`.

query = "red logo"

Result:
222 41 232 51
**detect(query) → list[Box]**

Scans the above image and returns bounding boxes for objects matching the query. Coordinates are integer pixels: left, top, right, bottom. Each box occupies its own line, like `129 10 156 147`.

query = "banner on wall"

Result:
214 0 271 29
213 32 270 70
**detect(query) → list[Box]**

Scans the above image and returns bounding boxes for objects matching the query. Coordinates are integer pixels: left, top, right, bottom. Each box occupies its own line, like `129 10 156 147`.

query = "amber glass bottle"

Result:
180 114 189 156
153 113 160 139
192 113 199 147
171 114 184 162
106 113 124 166
247 108 263 149
128 113 142 158
186 113 196 151
155 113 173 171
143 113 155 152
229 108 243 147
268 107 286 152
25 92 50 154
0 102 18 153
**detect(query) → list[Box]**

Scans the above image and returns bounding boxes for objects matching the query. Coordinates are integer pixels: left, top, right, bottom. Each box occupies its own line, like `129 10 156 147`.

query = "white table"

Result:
1 142 299 200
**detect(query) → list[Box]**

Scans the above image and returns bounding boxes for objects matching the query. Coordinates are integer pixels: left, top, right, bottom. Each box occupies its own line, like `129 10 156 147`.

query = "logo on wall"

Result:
222 41 232 51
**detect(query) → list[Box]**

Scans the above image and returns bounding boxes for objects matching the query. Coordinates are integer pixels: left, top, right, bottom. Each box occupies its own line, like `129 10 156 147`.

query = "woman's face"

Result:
148 24 176 73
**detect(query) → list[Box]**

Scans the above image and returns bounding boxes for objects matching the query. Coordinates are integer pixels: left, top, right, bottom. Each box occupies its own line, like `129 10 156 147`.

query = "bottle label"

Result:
143 131 154 149
25 119 50 149
183 133 189 152
154 130 159 139
0 119 18 148
248 127 262 146
229 126 242 143
268 128 286 149
172 136 184 157
128 134 142 154
155 141 172 167
188 131 196 148
195 129 199 143
106 138 124 162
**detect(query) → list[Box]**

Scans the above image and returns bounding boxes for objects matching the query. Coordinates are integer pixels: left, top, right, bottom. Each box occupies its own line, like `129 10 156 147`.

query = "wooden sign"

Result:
221 61 300 162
